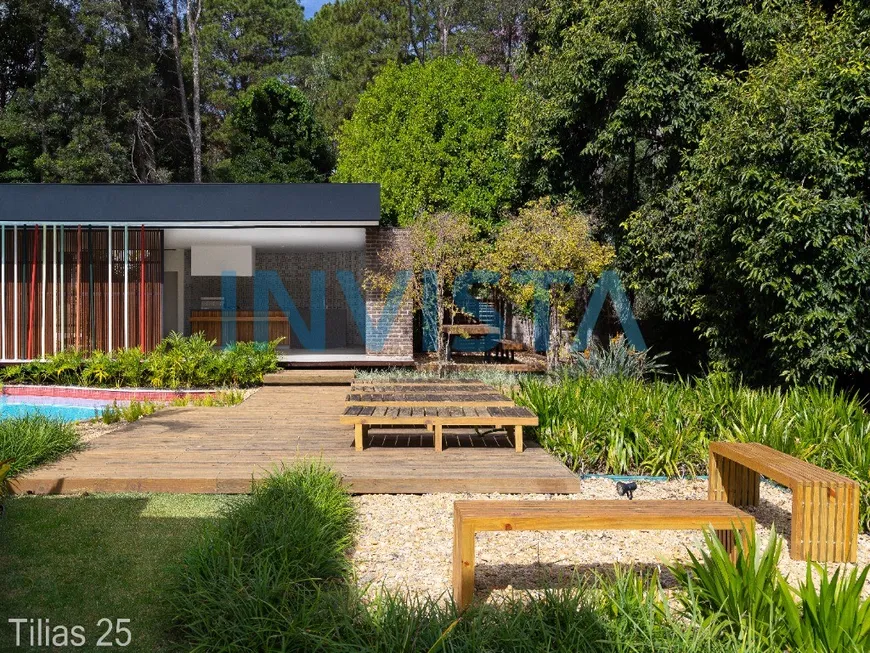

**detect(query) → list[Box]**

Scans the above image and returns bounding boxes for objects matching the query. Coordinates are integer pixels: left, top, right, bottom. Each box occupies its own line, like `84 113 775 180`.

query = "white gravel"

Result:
351 478 870 603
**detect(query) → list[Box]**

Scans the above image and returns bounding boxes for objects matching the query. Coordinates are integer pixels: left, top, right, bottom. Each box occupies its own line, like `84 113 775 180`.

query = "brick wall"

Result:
185 249 365 348
365 227 413 357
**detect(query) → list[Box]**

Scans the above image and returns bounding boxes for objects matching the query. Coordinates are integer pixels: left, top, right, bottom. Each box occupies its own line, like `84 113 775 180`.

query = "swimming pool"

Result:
0 396 112 422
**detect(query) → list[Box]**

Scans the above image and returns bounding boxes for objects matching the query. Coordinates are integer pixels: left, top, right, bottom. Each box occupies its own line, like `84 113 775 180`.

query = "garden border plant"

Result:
0 333 280 390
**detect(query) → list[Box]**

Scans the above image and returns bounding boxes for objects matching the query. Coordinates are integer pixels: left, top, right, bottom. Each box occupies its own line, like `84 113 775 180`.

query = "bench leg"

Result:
354 423 367 451
453 511 476 612
708 453 759 507
792 481 858 563
513 425 523 452
716 517 755 564
434 423 443 453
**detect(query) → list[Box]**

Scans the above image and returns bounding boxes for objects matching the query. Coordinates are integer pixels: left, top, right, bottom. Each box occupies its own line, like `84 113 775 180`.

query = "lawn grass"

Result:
0 493 235 652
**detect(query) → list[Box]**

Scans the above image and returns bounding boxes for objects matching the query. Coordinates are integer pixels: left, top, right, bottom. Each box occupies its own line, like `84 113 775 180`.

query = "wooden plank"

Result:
12 385 571 495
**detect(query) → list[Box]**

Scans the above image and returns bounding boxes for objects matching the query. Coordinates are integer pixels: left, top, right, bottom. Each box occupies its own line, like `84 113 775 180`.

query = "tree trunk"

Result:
171 0 202 182
187 0 203 182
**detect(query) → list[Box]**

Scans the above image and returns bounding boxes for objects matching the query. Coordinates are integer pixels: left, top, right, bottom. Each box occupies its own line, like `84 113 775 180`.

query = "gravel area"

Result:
351 479 870 603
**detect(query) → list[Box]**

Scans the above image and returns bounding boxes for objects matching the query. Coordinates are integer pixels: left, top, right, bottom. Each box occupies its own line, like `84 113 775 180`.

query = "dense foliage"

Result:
0 333 279 389
517 373 870 531
672 529 870 651
625 6 870 384
334 58 518 227
0 414 79 477
213 79 334 183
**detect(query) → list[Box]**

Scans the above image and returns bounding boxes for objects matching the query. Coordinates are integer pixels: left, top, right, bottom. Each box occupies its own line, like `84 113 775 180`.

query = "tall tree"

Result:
334 57 518 228
303 0 410 135
511 0 814 244
0 0 177 182
199 0 309 115
171 0 203 182
213 79 334 182
625 3 870 383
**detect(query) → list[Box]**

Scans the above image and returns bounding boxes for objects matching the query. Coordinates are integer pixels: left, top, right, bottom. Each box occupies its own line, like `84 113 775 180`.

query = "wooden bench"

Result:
709 442 859 563
495 339 524 362
452 499 755 611
340 405 537 452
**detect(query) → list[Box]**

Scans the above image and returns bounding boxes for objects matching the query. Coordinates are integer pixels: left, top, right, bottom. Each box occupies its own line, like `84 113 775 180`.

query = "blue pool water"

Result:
0 397 111 422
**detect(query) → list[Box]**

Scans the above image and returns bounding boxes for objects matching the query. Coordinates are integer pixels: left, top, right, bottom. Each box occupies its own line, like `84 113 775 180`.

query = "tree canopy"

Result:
213 79 334 183
624 4 870 383
334 57 518 228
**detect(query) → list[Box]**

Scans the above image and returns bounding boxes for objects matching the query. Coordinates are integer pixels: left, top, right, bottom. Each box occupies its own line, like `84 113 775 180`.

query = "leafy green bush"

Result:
0 415 80 476
781 563 870 652
0 333 279 389
671 529 787 646
673 528 870 652
517 374 870 530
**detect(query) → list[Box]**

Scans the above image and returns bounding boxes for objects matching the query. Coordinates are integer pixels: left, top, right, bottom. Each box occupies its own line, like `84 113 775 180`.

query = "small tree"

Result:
366 212 485 363
486 198 615 368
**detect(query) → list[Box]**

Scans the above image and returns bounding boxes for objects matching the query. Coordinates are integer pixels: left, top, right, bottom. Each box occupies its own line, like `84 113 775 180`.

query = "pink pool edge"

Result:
1 385 222 402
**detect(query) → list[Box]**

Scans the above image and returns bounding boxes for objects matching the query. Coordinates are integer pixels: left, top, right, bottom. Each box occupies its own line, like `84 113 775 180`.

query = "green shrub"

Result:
673 528 870 652
518 374 870 530
100 400 158 424
671 529 787 647
0 415 80 476
781 563 870 652
2 334 279 390
559 335 669 381
171 463 356 650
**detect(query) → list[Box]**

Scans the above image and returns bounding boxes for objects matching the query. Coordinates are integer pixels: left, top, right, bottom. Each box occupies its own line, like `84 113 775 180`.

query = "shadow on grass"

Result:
0 493 228 653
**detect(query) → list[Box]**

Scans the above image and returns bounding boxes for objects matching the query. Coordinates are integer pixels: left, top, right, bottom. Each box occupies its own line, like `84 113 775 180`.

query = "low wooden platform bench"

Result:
709 442 859 563
340 405 538 452
452 499 755 611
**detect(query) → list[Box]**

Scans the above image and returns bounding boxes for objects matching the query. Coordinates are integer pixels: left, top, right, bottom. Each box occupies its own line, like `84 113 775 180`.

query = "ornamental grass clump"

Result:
518 373 870 530
672 528 870 652
171 463 356 651
0 414 80 476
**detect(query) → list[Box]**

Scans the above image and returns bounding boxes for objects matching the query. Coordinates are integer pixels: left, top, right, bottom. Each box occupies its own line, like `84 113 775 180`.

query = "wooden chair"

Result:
708 442 859 562
452 499 755 611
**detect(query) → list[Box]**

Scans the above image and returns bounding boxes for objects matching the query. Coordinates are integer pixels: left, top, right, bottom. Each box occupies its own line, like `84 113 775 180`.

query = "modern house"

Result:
0 184 413 364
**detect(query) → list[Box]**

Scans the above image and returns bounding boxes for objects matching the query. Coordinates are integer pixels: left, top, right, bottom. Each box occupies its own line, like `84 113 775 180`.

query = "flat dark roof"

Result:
0 183 380 227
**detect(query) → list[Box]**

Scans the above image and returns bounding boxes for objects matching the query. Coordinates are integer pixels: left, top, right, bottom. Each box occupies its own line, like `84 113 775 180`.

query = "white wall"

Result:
191 245 254 277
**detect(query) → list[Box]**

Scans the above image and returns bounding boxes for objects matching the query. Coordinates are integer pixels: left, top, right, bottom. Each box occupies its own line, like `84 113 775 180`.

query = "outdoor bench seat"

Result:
452 499 755 611
495 339 524 361
340 404 537 452
708 442 859 562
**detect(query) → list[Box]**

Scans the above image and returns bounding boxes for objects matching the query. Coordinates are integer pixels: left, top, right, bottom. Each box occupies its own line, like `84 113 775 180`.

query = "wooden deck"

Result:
12 386 579 495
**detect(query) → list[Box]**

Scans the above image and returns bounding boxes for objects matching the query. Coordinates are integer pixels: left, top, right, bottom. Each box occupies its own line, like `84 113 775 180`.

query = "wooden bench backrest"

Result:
710 442 855 488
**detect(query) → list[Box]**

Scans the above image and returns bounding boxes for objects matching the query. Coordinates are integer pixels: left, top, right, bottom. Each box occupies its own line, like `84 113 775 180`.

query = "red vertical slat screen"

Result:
1 226 163 359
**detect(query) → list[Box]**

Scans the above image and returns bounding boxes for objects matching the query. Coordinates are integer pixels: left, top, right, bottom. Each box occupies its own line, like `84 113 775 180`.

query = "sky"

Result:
302 0 331 18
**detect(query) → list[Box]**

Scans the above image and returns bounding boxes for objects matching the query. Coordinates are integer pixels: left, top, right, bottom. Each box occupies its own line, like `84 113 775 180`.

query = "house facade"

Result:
0 184 412 363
